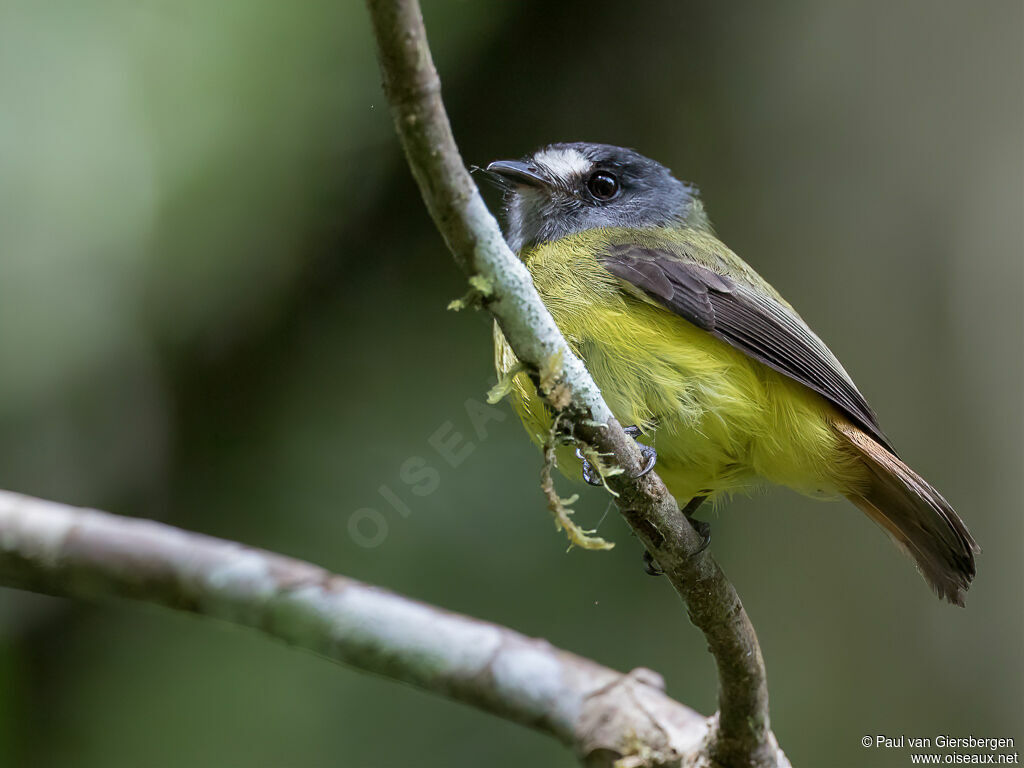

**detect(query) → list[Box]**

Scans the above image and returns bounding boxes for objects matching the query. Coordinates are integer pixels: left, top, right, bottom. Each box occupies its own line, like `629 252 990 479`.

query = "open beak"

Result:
484 160 550 189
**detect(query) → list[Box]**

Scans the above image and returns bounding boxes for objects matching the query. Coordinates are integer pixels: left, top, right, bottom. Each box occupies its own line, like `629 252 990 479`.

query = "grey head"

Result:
484 142 708 253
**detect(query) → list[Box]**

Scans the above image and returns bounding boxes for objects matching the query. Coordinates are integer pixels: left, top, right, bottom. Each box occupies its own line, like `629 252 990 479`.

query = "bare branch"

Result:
0 489 753 766
364 1 780 765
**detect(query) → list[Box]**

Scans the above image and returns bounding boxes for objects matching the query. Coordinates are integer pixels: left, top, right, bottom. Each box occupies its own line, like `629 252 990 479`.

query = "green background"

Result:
0 1 1021 766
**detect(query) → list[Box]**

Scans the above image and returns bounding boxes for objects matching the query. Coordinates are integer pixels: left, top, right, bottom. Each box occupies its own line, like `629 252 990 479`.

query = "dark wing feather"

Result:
601 245 894 452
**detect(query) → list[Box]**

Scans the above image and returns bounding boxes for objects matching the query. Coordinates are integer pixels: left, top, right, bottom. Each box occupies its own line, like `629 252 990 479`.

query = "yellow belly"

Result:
494 233 866 504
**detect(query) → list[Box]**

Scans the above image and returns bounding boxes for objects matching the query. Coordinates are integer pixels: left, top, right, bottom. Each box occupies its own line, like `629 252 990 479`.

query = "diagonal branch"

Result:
364 2 780 766
0 489 732 765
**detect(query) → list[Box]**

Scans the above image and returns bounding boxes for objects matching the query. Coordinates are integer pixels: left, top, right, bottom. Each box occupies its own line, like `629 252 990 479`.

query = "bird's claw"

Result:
683 495 712 555
642 549 664 576
576 424 657 486
687 517 712 555
640 495 711 577
575 446 605 486
636 445 657 478
623 425 657 478
641 518 709 577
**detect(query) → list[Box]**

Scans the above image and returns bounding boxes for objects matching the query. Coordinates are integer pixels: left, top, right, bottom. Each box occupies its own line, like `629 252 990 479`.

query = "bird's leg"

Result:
642 549 663 576
622 425 658 478
682 494 711 552
641 494 710 577
576 424 657 487
574 445 604 487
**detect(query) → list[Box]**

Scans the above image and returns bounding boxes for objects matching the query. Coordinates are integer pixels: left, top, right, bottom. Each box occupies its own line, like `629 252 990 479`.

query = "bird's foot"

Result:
576 424 656 487
622 425 658 478
683 494 711 555
575 445 604 487
642 549 664 576
639 494 711 576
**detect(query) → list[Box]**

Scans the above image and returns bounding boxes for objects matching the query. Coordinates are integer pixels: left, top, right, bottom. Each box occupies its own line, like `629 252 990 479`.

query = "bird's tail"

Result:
833 421 980 605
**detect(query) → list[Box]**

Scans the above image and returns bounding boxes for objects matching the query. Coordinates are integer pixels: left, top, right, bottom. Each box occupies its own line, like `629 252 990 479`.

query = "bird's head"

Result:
482 142 708 253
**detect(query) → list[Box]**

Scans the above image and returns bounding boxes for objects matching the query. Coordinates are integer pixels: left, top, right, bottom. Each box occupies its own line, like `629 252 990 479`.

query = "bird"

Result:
482 141 979 605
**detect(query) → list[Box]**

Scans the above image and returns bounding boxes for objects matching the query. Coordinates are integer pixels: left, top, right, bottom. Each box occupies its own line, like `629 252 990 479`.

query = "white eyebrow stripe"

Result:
533 148 591 181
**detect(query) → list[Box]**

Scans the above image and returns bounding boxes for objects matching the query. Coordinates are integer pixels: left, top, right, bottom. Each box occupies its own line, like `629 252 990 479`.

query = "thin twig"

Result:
364 2 779 765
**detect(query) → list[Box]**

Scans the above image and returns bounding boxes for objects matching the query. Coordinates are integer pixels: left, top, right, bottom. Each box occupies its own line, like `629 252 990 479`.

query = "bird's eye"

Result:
586 171 620 201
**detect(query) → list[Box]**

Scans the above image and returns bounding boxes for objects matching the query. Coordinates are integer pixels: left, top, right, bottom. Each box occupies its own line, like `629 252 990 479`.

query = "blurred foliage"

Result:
0 1 1021 766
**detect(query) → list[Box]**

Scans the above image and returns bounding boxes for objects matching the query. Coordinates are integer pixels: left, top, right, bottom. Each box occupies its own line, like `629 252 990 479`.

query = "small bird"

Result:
484 142 979 605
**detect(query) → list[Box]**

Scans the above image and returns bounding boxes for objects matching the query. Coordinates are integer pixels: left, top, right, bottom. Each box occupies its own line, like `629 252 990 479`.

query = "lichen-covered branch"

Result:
0 490 731 766
364 1 780 766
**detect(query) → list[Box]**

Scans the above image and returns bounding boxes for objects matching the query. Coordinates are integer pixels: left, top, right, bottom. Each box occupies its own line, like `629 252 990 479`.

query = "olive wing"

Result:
601 244 893 452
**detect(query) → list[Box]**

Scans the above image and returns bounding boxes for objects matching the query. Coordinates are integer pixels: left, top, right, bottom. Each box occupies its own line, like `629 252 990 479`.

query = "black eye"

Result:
586 171 620 201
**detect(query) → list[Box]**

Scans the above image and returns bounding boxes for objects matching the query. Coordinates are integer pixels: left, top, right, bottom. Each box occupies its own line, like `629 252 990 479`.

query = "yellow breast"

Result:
494 228 866 504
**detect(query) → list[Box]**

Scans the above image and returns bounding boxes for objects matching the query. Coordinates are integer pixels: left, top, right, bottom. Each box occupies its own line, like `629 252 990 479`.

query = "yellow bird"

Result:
484 142 978 605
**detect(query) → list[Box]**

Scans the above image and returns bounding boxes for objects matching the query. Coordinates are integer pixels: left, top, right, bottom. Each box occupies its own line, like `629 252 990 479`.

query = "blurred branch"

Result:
365 1 782 766
0 489 733 765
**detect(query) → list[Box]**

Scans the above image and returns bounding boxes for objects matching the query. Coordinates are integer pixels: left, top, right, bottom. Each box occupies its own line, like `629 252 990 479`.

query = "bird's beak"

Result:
484 160 550 189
